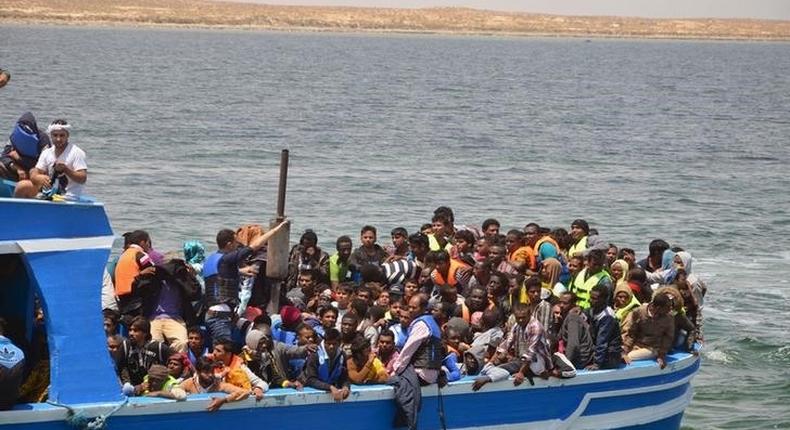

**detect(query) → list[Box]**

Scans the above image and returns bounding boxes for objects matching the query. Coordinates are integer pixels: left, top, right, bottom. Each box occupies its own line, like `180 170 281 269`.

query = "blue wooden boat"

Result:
0 194 700 430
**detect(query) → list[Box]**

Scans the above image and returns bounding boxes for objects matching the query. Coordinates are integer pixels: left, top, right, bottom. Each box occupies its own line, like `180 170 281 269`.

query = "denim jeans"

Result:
205 315 233 342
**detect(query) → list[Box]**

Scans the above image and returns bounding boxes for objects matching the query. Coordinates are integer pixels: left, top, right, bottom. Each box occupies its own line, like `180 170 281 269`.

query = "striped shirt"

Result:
382 259 420 286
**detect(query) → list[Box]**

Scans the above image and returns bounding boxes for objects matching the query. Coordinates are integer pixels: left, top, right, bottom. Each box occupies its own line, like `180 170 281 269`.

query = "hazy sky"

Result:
243 0 790 20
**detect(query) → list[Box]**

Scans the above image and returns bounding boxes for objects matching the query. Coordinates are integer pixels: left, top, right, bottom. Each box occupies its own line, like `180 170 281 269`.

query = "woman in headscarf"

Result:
609 259 629 286
540 258 565 297
183 240 206 289
613 282 641 329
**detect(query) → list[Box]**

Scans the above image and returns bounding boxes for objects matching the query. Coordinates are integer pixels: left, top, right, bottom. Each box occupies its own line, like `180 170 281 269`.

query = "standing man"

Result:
206 220 289 341
570 250 613 310
584 285 623 370
329 236 354 290
15 119 87 199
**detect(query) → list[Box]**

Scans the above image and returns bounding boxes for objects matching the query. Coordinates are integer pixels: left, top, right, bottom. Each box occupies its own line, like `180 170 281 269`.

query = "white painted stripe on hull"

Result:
0 357 697 426
0 236 114 254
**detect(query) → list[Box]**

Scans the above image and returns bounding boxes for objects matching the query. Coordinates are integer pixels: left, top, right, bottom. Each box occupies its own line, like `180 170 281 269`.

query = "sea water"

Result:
1 25 789 429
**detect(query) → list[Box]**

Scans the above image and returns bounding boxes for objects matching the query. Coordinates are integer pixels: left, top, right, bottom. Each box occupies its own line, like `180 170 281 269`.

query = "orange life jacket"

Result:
114 245 145 297
431 259 470 287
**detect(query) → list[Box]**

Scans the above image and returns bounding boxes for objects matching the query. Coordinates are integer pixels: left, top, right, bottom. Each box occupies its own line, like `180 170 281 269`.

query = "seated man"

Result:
209 339 266 400
347 335 389 384
496 303 554 384
180 357 249 411
584 285 623 370
621 293 675 369
1 112 49 183
139 364 187 400
116 317 172 392
299 328 350 402
376 330 400 375
245 325 314 390
14 119 87 199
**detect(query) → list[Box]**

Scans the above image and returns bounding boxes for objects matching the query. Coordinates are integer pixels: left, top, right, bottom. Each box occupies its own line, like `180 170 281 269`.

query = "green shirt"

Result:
329 253 350 283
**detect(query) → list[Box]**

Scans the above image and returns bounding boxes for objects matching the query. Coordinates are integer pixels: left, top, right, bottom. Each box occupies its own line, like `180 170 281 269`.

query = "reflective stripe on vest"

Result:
572 268 609 310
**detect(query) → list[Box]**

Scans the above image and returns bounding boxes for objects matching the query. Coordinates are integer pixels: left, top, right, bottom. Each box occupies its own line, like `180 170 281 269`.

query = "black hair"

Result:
360 225 377 236
320 306 339 317
360 264 385 284
300 229 318 246
420 223 433 232
431 213 451 225
213 338 235 352
298 268 317 281
482 218 500 230
618 248 635 259
587 249 606 266
339 283 356 295
295 322 314 334
378 330 394 341
391 227 408 237
648 239 671 258
433 249 450 264
130 316 151 338
481 308 501 328
523 222 540 231
336 235 353 249
350 298 369 319
433 206 455 223
408 232 429 248
195 356 217 373
350 335 370 355
454 229 475 244
187 325 203 336
127 230 150 247
590 284 607 296
628 267 647 283
571 219 590 234
368 305 386 321
216 229 236 249
506 229 524 239
652 292 671 308
323 328 341 342
524 276 541 290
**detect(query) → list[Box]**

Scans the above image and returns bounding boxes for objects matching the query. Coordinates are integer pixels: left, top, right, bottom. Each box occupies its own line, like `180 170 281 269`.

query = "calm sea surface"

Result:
2 24 789 429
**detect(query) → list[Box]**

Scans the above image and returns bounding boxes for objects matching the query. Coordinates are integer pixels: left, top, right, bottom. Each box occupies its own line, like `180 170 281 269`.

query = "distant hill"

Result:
2 0 790 40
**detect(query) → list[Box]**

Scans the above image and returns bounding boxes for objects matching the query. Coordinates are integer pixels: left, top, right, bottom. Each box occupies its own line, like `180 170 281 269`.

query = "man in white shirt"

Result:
14 119 87 199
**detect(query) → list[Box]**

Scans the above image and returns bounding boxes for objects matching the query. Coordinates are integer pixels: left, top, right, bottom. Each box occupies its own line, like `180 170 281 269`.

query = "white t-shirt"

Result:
35 142 88 197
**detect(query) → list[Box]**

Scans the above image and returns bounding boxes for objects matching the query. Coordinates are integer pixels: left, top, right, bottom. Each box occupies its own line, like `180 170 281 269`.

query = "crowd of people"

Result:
89 206 705 426
0 111 706 422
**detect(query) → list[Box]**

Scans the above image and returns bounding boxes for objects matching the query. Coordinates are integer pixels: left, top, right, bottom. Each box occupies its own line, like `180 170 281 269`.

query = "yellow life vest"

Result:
571 268 610 310
568 236 588 258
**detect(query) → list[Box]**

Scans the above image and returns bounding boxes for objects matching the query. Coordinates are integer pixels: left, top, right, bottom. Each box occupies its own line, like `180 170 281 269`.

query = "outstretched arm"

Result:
249 220 290 251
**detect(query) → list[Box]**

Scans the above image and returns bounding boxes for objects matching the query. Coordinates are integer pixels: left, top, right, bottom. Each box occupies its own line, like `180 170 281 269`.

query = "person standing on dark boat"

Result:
14 119 87 199
205 220 289 342
349 226 389 270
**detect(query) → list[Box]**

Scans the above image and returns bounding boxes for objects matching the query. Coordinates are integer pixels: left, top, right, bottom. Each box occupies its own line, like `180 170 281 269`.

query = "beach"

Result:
2 0 790 40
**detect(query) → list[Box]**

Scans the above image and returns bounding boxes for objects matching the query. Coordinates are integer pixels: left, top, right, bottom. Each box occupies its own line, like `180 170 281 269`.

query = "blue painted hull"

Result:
2 353 699 429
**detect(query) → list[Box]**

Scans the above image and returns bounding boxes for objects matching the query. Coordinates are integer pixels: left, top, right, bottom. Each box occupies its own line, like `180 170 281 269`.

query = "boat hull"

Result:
1 352 699 430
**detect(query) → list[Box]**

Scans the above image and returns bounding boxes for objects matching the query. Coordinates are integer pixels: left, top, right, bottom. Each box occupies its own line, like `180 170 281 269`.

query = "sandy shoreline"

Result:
2 0 790 41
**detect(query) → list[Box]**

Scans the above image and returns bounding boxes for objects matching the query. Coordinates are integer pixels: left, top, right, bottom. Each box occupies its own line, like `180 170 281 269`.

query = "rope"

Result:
46 397 129 430
436 380 448 430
